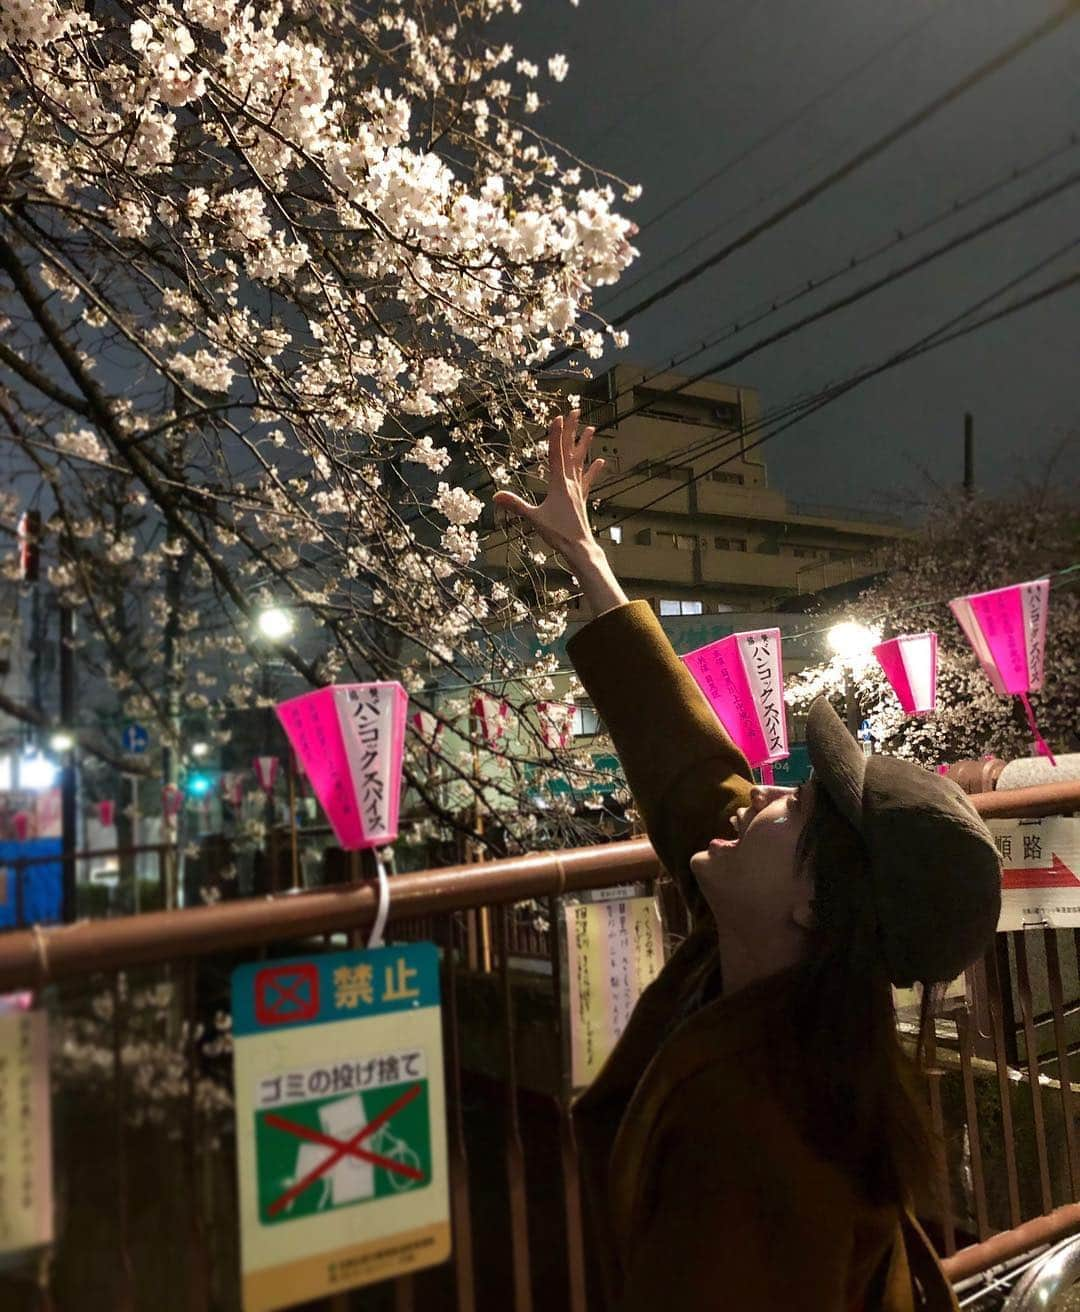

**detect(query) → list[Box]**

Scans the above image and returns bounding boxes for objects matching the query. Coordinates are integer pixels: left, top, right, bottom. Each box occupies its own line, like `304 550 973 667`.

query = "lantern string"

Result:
1019 692 1058 768
421 560 1080 697
368 853 391 950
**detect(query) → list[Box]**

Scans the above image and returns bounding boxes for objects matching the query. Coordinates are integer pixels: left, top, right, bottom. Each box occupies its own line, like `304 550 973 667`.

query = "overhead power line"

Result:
599 254 1080 531
567 166 1080 504
612 0 953 264
434 559 1080 694
486 231 1080 561
606 124 1076 325
546 0 1080 366
590 137 1080 499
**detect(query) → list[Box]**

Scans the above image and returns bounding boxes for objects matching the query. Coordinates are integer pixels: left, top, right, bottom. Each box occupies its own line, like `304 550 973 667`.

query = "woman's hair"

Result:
776 783 945 1209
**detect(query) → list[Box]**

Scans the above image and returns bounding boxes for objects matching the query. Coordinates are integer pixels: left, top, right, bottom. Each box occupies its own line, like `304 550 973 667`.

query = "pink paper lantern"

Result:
252 756 280 794
472 692 510 747
681 629 789 769
276 682 408 850
12 811 30 842
162 784 183 819
97 800 116 828
873 632 938 716
950 578 1055 764
537 702 575 751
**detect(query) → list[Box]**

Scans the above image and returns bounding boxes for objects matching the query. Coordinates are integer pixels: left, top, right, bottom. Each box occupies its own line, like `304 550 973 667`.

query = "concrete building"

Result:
487 363 908 619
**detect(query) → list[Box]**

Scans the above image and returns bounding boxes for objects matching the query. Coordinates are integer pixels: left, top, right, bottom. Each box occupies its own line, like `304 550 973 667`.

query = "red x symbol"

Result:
255 964 319 1026
266 1083 423 1216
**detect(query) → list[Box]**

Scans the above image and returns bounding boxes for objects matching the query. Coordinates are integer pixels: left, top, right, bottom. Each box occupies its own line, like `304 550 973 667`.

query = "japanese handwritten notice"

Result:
988 816 1080 931
231 944 449 1310
0 1007 52 1258
562 894 665 1091
681 628 789 768
276 682 408 850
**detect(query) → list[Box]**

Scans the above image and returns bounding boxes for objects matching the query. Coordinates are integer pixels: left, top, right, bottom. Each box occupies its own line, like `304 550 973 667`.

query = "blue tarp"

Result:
0 838 64 929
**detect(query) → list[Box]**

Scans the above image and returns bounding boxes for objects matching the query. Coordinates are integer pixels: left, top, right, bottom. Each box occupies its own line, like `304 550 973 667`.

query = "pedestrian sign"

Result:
121 722 149 755
231 944 449 1311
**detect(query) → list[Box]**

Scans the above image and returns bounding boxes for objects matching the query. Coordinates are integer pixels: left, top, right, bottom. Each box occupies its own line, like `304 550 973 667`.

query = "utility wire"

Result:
598 255 1080 532
442 134 1080 525
593 209 1080 507
426 560 1080 694
514 167 1080 520
607 1 954 287
485 232 1080 557
605 130 1078 380
546 0 1080 365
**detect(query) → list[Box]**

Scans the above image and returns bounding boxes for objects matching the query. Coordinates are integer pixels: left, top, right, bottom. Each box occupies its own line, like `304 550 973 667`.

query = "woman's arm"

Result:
495 413 752 913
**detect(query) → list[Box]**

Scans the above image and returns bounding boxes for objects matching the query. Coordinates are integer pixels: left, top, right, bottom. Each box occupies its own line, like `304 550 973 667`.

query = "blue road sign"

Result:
121 723 150 755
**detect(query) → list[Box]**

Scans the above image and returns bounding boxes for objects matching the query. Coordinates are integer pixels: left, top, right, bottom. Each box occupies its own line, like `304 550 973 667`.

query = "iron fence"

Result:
0 780 1075 1310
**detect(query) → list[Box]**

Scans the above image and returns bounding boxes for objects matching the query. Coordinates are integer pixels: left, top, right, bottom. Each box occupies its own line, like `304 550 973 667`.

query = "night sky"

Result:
503 0 1080 512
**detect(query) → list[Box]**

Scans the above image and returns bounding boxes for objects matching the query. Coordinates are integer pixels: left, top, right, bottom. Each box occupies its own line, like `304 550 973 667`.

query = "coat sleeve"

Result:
566 601 754 913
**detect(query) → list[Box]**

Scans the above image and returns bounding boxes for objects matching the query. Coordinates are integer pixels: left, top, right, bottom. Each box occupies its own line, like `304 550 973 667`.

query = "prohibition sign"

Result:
266 1083 423 1217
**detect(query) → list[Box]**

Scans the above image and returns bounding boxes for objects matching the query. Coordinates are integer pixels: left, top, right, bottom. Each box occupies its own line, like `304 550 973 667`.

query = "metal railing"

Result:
0 842 178 928
0 779 1076 1311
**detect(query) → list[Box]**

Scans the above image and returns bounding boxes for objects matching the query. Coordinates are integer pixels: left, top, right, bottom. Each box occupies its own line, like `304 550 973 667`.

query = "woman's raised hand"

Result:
493 410 606 561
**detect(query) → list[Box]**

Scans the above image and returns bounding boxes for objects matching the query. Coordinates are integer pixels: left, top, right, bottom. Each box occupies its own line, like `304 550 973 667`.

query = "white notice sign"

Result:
988 816 1080 930
0 1007 52 1259
562 893 665 1091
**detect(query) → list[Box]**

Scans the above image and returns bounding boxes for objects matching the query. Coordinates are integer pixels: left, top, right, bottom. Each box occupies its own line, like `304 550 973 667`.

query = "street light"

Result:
827 621 880 665
20 751 58 790
256 607 294 642
48 730 75 753
190 740 210 759
827 621 881 737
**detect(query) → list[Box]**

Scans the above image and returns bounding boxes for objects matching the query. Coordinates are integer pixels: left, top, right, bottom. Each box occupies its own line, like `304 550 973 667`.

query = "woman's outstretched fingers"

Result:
493 490 537 522
548 412 565 474
584 456 606 491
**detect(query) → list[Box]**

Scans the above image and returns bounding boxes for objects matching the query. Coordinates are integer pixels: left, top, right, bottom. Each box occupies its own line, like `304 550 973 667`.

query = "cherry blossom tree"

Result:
0 0 639 848
785 480 1080 766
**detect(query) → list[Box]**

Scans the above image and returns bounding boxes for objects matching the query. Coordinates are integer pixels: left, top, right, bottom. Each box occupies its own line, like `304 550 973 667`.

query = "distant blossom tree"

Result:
0 0 639 844
785 484 1080 766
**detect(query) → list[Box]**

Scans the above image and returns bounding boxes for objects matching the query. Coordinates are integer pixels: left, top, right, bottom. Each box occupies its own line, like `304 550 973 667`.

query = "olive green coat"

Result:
566 601 958 1311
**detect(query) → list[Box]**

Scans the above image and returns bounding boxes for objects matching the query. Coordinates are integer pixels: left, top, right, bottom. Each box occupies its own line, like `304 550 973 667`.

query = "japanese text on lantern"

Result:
345 687 390 837
1024 581 1045 687
745 632 784 755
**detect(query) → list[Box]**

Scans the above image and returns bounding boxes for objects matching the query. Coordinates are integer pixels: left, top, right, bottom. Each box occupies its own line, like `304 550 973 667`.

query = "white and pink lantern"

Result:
410 710 444 755
537 702 575 751
681 629 789 783
221 772 245 807
276 683 409 946
872 632 938 716
949 578 1055 765
252 756 280 795
162 783 183 820
97 799 116 828
472 692 510 748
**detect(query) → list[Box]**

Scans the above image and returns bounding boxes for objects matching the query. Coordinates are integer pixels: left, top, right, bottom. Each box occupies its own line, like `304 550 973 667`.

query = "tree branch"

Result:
0 337 92 416
0 688 153 776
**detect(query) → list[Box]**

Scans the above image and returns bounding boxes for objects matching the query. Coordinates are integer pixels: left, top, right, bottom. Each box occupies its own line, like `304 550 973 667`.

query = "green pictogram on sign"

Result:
256 1081 431 1225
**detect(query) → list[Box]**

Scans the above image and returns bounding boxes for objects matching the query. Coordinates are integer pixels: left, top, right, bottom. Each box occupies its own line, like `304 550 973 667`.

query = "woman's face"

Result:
690 783 816 940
